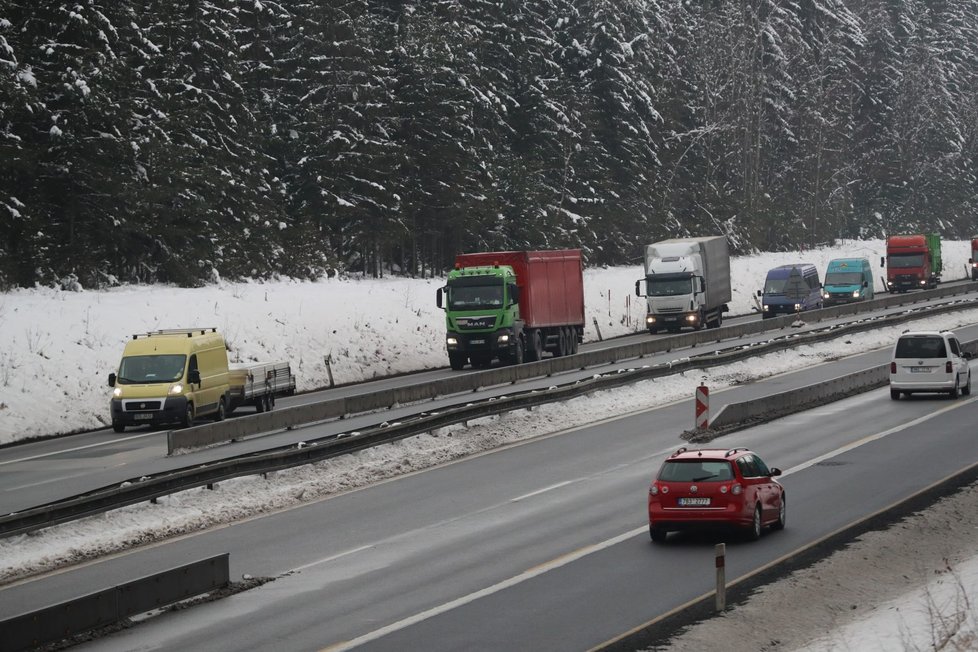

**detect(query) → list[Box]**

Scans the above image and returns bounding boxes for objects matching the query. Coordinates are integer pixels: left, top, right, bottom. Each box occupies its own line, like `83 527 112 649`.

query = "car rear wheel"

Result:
773 496 786 530
746 505 762 541
949 381 960 399
649 525 667 543
963 374 972 396
890 389 901 400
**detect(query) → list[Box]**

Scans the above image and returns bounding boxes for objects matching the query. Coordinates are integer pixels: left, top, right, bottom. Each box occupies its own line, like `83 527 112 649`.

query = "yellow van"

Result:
108 328 231 433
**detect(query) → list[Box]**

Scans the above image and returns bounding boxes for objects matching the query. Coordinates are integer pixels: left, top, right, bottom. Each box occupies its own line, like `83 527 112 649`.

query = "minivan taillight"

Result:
946 361 953 373
890 362 896 374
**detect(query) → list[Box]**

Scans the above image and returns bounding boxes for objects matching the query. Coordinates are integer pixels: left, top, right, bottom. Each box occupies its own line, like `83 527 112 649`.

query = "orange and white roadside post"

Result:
695 382 709 430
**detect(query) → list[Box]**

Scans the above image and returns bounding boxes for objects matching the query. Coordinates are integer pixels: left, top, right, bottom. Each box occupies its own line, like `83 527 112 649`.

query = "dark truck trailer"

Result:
438 250 585 369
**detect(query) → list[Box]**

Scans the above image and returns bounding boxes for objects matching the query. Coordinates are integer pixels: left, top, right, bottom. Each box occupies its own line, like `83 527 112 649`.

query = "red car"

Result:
648 447 785 542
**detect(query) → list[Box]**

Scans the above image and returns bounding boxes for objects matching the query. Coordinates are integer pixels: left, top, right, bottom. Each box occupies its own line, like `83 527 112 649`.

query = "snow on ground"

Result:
0 238 972 444
3 306 978 586
1 239 978 648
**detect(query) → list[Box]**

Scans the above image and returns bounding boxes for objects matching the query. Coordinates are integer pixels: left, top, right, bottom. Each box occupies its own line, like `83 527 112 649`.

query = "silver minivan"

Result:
889 330 971 400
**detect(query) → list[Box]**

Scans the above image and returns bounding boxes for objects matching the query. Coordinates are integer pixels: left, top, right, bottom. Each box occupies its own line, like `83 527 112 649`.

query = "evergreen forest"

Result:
1 1 976 288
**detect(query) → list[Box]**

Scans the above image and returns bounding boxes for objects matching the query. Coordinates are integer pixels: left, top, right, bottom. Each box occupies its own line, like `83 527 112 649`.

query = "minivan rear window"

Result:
895 336 947 358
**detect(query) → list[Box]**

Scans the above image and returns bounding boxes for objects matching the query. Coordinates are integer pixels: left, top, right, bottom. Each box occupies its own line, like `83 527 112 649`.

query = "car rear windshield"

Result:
659 460 734 482
895 336 947 358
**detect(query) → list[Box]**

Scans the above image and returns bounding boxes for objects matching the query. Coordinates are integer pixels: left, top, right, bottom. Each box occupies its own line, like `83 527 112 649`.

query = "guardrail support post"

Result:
715 543 726 611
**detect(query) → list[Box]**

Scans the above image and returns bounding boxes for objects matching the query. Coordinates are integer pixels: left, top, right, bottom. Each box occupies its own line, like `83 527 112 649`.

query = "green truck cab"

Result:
437 264 521 370
436 250 585 371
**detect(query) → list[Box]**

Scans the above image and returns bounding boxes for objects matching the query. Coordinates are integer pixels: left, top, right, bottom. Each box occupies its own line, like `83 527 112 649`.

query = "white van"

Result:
889 330 971 400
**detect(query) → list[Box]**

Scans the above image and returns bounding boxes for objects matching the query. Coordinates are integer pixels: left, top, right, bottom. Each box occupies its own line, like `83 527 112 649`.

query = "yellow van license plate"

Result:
134 413 153 420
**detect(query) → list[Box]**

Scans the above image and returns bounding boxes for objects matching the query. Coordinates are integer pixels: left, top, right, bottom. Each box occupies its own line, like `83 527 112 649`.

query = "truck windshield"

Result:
825 272 863 285
117 355 186 384
447 282 505 310
647 276 693 296
889 254 923 268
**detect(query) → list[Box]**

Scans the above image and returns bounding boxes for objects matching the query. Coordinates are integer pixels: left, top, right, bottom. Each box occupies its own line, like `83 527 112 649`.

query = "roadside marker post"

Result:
715 543 726 611
695 383 710 429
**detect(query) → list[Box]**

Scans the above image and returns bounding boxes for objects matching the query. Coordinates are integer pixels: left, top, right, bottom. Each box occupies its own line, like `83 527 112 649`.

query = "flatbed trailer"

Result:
227 361 296 414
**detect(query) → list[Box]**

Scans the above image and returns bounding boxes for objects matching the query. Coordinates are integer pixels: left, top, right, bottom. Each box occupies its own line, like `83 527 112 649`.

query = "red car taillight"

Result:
890 361 897 374
649 484 658 496
946 361 953 373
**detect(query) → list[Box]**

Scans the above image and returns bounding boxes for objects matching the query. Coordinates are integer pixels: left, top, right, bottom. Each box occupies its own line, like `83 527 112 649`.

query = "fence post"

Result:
325 354 335 388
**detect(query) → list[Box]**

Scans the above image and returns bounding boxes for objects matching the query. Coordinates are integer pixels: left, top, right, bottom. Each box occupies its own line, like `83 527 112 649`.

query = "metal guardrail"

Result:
0 554 229 652
168 280 978 453
3 294 978 540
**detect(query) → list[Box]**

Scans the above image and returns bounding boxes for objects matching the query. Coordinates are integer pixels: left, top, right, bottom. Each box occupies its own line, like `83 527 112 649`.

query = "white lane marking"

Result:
318 527 645 652
781 397 973 478
0 431 161 467
291 545 375 573
321 393 975 651
510 481 573 502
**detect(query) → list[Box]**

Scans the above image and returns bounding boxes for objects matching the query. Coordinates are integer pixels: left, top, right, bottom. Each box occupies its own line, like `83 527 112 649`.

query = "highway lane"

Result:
3 352 978 650
2 289 977 516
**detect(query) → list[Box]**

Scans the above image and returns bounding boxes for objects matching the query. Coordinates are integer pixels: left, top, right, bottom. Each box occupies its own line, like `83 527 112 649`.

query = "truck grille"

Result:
455 316 496 330
656 307 682 313
123 400 162 411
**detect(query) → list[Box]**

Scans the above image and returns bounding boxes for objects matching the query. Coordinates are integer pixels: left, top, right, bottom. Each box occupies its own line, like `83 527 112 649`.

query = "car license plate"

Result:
678 497 710 506
910 367 930 373
470 339 485 345
134 413 154 420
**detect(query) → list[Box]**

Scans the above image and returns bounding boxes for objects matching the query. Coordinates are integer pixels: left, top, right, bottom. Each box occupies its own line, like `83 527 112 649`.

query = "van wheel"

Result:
181 403 194 428
963 374 972 396
112 422 126 433
214 398 226 422
949 381 960 399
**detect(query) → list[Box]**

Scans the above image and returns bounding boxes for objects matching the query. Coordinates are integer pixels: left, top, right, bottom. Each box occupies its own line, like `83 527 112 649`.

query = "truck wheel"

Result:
448 353 467 371
571 330 579 354
555 328 568 357
514 338 525 365
714 311 723 328
112 422 126 433
181 403 194 429
526 331 542 362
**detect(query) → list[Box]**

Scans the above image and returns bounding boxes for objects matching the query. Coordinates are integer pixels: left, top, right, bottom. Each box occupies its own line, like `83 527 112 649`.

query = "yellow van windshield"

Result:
118 355 186 384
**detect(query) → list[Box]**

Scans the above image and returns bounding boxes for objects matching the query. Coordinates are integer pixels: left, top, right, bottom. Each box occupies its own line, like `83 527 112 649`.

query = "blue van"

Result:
821 258 874 306
757 264 822 319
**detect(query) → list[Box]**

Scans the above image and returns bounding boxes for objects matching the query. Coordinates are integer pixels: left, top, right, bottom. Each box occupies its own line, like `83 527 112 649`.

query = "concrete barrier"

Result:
0 554 229 652
168 281 978 453
710 338 978 430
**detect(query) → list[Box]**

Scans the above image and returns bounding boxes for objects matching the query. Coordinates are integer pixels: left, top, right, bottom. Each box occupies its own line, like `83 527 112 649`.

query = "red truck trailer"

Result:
881 234 941 292
438 250 585 368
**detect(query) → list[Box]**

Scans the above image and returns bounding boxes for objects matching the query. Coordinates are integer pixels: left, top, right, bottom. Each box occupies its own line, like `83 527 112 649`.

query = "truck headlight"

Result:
852 290 860 298
113 387 122 398
685 314 698 323
822 291 829 299
646 316 656 325
762 305 769 311
169 384 183 395
919 280 927 286
794 303 802 310
497 334 510 343
446 337 458 346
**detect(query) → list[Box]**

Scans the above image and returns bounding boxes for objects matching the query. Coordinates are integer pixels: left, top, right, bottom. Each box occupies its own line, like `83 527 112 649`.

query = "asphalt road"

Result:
4 342 978 650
